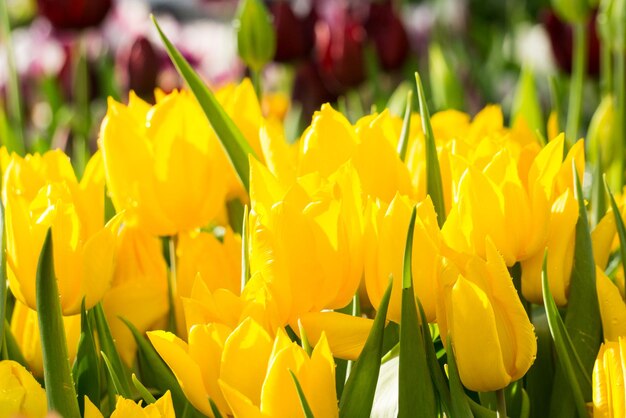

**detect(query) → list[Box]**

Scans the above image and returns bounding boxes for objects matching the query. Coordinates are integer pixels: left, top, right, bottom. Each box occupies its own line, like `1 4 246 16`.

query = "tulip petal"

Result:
596 268 626 342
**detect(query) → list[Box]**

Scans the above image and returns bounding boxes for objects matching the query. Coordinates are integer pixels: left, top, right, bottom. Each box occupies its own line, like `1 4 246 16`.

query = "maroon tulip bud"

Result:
125 36 158 101
365 0 409 71
271 1 316 62
543 9 600 76
37 0 112 31
315 10 366 92
292 60 338 123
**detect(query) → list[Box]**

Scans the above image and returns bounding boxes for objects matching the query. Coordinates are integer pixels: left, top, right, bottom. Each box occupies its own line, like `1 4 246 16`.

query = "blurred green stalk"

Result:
566 23 588 144
0 0 26 154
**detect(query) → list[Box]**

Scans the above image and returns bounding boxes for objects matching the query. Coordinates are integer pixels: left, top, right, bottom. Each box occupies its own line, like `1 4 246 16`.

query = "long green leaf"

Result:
3 321 27 367
289 370 315 418
101 351 126 397
339 279 393 417
399 207 436 417
542 253 590 418
397 90 413 162
549 162 601 417
120 317 200 417
417 299 450 415
445 336 473 417
93 303 132 398
132 374 157 404
36 230 80 418
151 15 257 192
73 300 100 415
209 399 224 418
605 178 626 280
415 72 446 227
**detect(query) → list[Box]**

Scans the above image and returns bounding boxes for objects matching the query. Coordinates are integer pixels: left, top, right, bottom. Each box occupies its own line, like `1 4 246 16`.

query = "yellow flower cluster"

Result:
5 78 624 416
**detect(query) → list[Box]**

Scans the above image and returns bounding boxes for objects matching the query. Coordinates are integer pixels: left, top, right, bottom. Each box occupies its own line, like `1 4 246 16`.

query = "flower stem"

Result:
566 22 588 145
167 236 178 335
496 388 507 418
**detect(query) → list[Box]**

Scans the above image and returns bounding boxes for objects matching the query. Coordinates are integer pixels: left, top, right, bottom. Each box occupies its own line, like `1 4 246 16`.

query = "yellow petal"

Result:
147 330 212 415
297 312 372 361
596 268 626 342
449 276 512 391
220 318 273 406
84 396 105 418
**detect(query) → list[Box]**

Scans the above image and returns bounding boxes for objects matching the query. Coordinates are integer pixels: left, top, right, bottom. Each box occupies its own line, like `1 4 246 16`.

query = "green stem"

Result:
616 48 625 188
496 388 507 418
0 0 25 154
72 37 91 179
566 23 588 145
167 236 178 335
251 69 262 102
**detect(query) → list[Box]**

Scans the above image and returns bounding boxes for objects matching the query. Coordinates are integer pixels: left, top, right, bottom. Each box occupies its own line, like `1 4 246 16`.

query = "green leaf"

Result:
591 146 607 228
399 206 436 417
132 374 157 404
93 303 133 398
101 351 126 397
428 43 465 111
234 0 276 71
520 388 530 418
445 336 473 418
415 72 446 227
36 230 80 418
511 66 545 138
468 397 498 418
73 300 100 415
525 307 555 417
547 163 600 415
386 81 412 117
605 178 626 280
417 299 450 415
289 370 315 418
120 317 199 417
241 204 250 289
397 90 413 162
209 398 224 418
542 252 590 418
339 279 393 418
3 321 27 367
151 15 257 192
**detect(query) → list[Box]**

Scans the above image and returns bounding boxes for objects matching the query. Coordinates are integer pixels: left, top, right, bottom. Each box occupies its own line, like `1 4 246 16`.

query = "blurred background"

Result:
0 0 603 157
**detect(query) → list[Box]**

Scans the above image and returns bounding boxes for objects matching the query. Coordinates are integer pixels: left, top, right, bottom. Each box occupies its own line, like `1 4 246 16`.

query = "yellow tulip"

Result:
102 226 169 365
98 90 228 236
520 189 578 306
2 150 120 315
220 327 338 418
437 239 537 392
249 157 364 321
10 300 80 377
84 391 175 418
364 193 443 323
176 227 242 298
0 360 47 418
593 339 626 418
298 104 357 178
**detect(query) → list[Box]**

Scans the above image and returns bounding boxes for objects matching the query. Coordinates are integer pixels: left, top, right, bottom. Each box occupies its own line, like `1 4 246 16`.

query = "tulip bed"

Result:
1 0 626 418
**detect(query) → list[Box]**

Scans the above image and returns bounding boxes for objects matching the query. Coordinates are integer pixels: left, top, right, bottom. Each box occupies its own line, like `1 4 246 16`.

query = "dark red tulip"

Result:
37 0 111 30
543 9 600 76
271 1 316 62
292 60 338 123
126 36 158 101
365 0 409 71
315 10 366 92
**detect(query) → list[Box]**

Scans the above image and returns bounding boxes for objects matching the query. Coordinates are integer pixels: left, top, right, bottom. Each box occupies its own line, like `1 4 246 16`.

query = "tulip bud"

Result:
511 66 544 137
365 0 409 71
314 10 366 91
271 1 316 62
592 339 626 417
587 95 616 169
37 0 111 30
235 0 277 71
125 36 158 102
543 9 600 75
